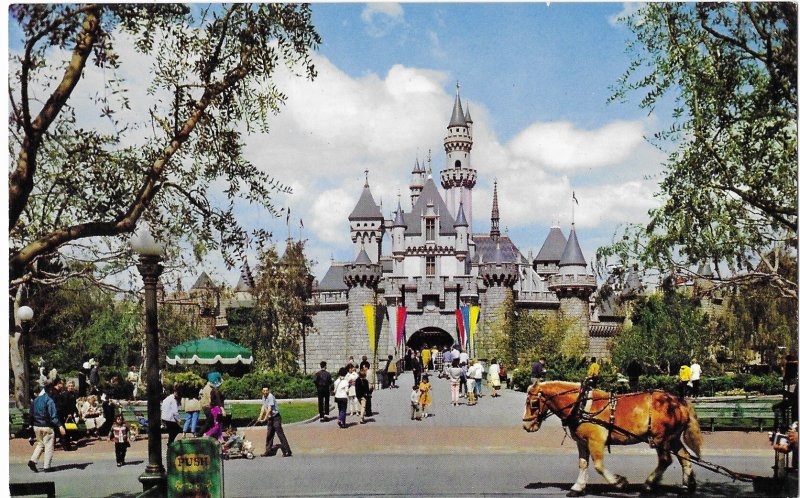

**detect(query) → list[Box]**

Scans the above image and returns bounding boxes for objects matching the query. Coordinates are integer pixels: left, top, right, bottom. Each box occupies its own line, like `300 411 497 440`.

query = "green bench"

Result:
9 408 29 435
695 401 776 431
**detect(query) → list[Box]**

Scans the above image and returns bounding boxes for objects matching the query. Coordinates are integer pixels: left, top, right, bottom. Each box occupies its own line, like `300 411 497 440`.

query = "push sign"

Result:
167 438 224 498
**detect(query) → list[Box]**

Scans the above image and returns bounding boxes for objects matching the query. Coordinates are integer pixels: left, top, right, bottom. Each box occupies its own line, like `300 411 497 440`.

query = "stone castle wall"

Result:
476 286 512 360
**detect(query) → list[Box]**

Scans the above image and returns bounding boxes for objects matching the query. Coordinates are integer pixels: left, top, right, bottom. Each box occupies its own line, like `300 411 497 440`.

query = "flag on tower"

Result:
572 191 579 205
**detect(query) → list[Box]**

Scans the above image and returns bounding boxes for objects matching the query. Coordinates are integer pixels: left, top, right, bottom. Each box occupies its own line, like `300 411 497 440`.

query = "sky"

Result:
7 3 675 288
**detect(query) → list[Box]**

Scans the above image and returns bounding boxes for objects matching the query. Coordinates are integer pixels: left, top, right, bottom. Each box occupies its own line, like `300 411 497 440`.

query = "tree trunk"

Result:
10 332 29 408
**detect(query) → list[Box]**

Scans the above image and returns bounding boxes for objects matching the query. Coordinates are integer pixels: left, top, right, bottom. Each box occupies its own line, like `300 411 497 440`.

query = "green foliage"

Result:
220 370 315 400
168 371 205 398
611 286 711 374
602 3 797 298
227 240 313 372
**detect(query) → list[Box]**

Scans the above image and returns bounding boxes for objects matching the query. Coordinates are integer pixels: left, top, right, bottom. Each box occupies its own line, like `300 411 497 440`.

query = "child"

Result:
410 385 421 421
419 375 432 418
109 415 130 467
204 405 224 441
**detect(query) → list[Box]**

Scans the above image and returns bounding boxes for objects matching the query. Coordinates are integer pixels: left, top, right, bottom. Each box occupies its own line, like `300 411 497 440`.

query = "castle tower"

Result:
348 174 385 263
490 180 500 241
410 158 424 207
533 225 567 277
478 241 518 359
440 84 476 232
344 248 381 360
391 201 407 275
454 202 469 273
548 224 597 353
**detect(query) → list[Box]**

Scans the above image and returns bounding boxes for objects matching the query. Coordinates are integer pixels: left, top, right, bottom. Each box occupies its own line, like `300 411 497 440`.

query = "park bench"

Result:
9 407 30 436
9 481 56 498
695 400 776 432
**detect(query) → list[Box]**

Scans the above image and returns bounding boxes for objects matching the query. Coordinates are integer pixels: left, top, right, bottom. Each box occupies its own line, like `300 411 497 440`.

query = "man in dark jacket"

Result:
29 381 66 472
56 380 79 450
531 358 546 383
313 361 333 421
626 358 643 391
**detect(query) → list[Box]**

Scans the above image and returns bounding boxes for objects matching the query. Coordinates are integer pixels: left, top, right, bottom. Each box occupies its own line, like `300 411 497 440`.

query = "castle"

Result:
302 87 618 369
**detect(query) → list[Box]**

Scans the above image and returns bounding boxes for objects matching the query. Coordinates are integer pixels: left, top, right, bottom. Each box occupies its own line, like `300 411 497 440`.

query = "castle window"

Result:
425 218 435 242
425 256 436 277
455 160 461 169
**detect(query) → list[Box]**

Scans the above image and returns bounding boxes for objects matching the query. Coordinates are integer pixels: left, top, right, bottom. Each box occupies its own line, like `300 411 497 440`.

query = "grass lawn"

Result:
229 401 317 425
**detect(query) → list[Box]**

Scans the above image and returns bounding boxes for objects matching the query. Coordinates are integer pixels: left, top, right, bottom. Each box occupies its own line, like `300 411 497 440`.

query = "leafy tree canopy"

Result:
601 3 797 298
8 4 321 290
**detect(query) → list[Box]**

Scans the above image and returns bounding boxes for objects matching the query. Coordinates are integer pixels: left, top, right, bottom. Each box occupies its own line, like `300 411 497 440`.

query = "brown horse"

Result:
523 381 703 496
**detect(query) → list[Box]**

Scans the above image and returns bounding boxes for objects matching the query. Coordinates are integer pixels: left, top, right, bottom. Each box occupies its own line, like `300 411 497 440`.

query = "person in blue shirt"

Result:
256 386 292 457
28 380 65 472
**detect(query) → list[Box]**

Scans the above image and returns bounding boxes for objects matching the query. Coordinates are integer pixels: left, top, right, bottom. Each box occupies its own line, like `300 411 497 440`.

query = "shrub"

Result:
220 370 315 399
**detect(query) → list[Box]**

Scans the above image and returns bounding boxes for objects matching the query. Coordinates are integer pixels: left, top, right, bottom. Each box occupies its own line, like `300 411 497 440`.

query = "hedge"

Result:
220 371 315 399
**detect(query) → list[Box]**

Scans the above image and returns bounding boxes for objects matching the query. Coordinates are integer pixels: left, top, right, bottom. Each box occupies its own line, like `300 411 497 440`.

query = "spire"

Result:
354 247 373 265
464 103 473 124
448 83 467 128
413 157 423 174
490 179 500 241
454 202 468 227
349 180 382 220
393 200 407 227
559 225 587 267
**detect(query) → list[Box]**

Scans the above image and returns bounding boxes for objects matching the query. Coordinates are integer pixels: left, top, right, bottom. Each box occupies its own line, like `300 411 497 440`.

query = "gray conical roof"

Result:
533 226 567 263
464 104 473 124
354 248 373 265
393 202 407 227
454 202 468 227
559 226 587 267
448 88 467 127
191 272 214 290
697 263 713 277
348 183 383 220
317 263 347 291
412 158 423 174
622 269 644 296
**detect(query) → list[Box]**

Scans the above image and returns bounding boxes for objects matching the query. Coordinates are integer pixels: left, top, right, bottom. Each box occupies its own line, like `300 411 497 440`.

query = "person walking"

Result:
532 357 546 384
161 385 182 444
488 358 502 397
466 360 479 406
333 367 349 428
678 364 691 399
313 361 333 421
421 345 431 373
441 348 453 379
419 375 432 418
411 351 422 387
626 358 643 392
459 361 469 398
359 355 370 371
256 386 292 457
345 364 359 416
28 381 66 473
385 355 398 388
690 359 702 398
473 359 485 398
199 372 224 435
182 393 201 437
88 359 100 395
448 359 462 406
56 379 78 451
355 369 370 424
109 414 130 467
410 384 422 421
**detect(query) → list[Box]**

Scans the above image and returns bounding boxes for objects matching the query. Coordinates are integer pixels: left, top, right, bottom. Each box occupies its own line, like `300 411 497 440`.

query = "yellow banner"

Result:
363 304 376 353
469 305 480 353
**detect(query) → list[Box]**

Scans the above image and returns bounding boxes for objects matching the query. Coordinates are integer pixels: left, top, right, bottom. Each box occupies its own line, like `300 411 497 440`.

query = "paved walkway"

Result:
9 368 774 463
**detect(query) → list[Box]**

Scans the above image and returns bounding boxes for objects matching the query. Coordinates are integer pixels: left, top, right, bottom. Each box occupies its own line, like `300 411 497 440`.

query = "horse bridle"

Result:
528 387 581 425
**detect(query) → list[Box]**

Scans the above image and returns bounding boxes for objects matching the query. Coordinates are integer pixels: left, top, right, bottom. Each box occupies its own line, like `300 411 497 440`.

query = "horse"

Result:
522 380 703 496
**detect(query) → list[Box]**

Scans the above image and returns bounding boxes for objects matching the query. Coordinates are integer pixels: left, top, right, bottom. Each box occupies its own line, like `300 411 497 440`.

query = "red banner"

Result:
455 308 465 346
396 307 407 348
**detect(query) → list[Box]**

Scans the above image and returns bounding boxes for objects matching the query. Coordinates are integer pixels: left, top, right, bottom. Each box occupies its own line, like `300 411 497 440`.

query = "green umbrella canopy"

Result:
166 337 253 365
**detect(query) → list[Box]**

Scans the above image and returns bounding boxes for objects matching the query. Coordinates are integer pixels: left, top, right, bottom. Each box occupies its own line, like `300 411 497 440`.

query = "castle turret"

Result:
534 225 567 277
410 158 424 207
348 175 384 264
391 201 407 274
441 84 476 231
454 202 469 267
344 248 381 360
478 241 518 359
548 224 597 351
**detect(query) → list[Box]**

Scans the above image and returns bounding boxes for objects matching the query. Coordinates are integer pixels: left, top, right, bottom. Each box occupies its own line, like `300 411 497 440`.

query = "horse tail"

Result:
683 402 703 458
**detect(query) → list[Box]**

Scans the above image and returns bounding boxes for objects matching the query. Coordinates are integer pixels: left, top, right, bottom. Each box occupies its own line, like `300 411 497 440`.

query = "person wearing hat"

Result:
199 372 225 436
28 380 66 472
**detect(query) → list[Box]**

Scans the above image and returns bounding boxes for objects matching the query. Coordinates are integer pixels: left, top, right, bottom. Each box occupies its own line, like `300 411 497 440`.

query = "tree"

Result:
611 284 711 375
8 4 320 406
602 3 797 298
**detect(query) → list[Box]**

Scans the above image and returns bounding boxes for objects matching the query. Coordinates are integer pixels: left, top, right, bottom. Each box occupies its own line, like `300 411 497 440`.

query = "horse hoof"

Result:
687 474 697 493
566 491 586 497
614 477 629 490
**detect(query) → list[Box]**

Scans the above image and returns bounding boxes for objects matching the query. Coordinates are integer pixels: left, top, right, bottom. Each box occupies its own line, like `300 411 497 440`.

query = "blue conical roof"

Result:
559 226 586 267
534 226 567 263
454 202 468 227
393 202 407 227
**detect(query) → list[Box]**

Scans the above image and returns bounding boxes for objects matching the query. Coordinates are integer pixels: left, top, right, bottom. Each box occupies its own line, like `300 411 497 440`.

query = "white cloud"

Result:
607 3 643 27
309 188 355 245
507 120 645 171
361 3 405 37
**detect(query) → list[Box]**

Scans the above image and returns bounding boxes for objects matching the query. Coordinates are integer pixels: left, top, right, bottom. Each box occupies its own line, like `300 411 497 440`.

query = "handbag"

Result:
64 422 78 431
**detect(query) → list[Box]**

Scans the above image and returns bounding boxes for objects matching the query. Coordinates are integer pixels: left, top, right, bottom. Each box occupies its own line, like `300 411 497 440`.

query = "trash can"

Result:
167 437 224 498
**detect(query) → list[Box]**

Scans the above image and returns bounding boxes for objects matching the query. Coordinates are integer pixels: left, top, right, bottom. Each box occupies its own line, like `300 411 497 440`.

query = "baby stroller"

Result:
128 412 150 441
221 430 255 460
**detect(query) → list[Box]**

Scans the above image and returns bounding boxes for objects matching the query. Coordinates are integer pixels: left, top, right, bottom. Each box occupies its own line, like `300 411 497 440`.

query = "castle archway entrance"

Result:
406 327 454 351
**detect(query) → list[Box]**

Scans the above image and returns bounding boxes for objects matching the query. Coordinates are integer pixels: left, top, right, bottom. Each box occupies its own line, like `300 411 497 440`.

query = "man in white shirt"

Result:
160 385 181 444
472 359 485 398
690 359 702 399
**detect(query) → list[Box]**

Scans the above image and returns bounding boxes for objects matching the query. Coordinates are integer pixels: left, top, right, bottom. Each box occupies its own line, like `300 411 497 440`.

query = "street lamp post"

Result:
16 306 34 408
131 223 166 494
